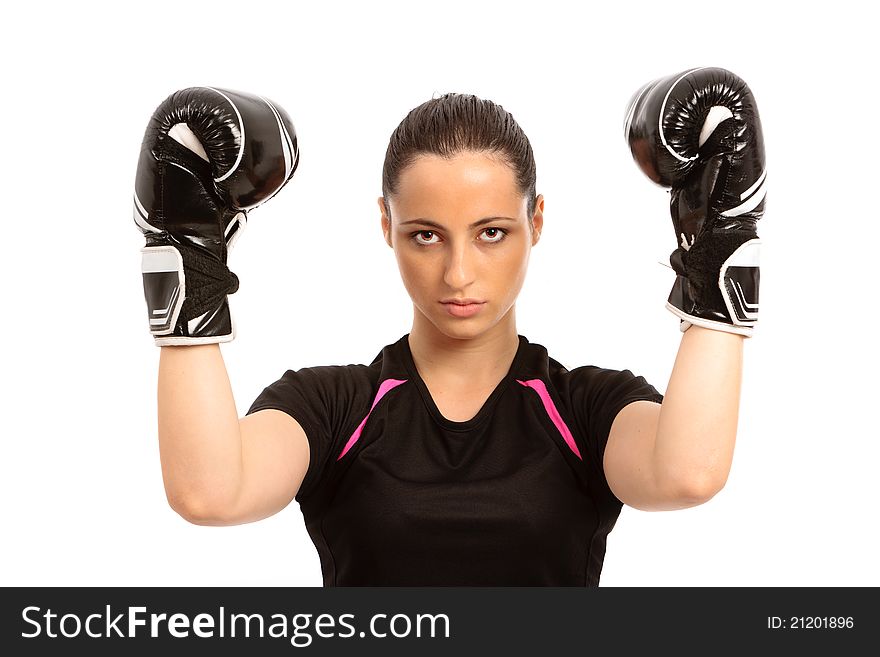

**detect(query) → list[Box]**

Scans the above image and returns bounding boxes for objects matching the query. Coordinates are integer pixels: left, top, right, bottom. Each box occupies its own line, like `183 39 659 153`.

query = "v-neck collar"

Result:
399 333 529 432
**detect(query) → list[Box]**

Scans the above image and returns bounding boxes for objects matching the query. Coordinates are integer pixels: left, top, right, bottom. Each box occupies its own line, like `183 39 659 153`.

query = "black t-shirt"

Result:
246 334 663 586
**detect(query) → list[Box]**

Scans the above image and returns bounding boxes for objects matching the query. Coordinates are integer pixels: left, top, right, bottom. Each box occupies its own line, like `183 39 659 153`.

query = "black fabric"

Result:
175 239 239 321
247 334 663 586
674 229 756 312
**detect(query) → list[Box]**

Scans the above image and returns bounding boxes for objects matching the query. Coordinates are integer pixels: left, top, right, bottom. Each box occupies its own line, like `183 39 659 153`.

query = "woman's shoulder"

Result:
517 335 615 381
269 334 410 391
518 336 656 398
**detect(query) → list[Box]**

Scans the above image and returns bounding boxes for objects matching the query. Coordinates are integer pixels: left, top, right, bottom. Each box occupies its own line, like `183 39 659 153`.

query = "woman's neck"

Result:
407 310 520 386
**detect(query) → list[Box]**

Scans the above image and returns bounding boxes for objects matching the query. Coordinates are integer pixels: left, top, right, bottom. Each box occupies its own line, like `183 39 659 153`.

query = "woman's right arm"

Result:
158 344 310 526
134 87 303 525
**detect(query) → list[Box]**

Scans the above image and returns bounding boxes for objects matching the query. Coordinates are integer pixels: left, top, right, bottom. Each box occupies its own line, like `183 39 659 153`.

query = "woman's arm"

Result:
603 325 743 511
158 345 309 525
607 67 763 511
158 344 243 519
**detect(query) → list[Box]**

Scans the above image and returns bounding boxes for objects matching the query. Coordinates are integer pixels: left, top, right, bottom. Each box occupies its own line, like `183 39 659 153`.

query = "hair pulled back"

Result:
381 93 537 222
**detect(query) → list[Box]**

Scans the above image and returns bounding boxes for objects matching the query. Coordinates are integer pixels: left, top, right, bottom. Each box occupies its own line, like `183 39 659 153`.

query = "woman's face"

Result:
380 151 543 340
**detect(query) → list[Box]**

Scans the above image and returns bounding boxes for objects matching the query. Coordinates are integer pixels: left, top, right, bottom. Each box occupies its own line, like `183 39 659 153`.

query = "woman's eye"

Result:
480 227 507 243
412 230 439 245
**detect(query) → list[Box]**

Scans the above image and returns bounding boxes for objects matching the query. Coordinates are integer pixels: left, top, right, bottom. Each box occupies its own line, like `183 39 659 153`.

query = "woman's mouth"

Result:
440 300 486 318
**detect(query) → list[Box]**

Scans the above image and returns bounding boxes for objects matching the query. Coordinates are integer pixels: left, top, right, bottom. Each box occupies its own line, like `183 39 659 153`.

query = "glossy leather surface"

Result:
133 87 299 344
623 67 765 334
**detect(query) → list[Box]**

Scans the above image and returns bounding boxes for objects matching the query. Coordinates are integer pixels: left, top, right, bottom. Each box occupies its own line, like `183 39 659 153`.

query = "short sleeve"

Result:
246 365 373 503
566 366 664 501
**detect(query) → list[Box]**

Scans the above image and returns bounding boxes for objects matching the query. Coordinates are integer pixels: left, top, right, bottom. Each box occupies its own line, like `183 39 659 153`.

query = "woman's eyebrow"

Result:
398 216 518 229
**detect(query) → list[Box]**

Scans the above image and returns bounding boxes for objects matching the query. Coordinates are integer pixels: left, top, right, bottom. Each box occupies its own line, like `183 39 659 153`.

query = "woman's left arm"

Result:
654 324 743 501
608 66 765 511
604 325 743 511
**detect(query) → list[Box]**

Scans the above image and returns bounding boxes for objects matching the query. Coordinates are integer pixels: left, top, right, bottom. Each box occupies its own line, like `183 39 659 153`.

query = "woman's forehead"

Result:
391 152 525 219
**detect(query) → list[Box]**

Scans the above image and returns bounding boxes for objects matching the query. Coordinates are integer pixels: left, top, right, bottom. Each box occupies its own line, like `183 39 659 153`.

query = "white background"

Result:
2 0 877 587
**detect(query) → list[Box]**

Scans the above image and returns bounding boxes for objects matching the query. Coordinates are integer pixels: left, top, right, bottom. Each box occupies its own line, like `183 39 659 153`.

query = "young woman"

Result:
135 68 764 586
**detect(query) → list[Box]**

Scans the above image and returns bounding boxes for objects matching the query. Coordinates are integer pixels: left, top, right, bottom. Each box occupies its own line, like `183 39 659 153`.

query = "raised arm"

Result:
158 344 309 525
133 87 303 524
606 67 765 510
604 327 742 510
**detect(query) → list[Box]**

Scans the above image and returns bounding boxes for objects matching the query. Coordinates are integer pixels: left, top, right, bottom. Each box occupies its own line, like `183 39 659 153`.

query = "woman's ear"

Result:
531 194 544 245
378 196 393 248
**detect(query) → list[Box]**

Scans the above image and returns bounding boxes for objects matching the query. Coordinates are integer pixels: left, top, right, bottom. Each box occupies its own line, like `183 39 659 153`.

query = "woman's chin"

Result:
431 312 499 341
412 300 508 340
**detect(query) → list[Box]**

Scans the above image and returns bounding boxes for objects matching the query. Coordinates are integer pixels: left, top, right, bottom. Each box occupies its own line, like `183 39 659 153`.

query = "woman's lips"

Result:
441 301 486 318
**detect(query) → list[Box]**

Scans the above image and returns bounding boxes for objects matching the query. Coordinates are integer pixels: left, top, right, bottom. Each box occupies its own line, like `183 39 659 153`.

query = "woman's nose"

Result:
443 243 477 289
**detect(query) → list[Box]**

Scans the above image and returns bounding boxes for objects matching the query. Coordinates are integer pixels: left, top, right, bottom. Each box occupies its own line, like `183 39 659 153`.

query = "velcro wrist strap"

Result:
141 241 239 337
680 230 756 312
175 241 239 321
665 235 760 338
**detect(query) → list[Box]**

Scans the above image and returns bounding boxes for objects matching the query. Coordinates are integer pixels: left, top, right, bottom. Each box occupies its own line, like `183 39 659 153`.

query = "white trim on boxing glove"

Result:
719 238 761 328
204 87 246 183
142 245 185 337
225 211 247 251
720 171 768 218
665 302 754 337
259 94 297 184
133 192 161 233
154 333 235 346
153 295 237 347
664 237 761 338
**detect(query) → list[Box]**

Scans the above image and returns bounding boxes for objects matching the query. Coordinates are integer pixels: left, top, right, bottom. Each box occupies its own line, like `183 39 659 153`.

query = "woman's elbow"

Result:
167 492 233 526
674 472 728 507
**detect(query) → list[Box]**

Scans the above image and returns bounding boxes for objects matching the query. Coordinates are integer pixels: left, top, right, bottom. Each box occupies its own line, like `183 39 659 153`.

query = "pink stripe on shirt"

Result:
516 378 582 460
337 378 408 461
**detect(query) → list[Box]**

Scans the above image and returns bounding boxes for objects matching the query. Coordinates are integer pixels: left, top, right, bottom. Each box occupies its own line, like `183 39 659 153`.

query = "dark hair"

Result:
381 92 537 224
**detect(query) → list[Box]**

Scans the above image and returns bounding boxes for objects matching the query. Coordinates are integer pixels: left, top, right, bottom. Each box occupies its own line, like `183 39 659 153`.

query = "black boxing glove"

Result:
623 67 766 337
133 87 299 345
